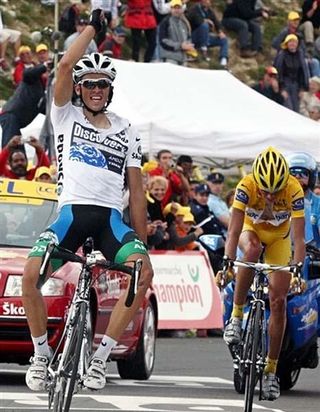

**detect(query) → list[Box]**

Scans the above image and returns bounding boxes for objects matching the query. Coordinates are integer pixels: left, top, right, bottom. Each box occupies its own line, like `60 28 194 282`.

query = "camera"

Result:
21 136 31 143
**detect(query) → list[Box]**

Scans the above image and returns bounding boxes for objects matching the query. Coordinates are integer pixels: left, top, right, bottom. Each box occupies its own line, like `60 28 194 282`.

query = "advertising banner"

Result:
150 250 223 329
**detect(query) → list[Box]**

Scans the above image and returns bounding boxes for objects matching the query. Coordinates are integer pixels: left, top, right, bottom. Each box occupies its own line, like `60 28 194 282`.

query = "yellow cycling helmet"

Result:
252 146 289 193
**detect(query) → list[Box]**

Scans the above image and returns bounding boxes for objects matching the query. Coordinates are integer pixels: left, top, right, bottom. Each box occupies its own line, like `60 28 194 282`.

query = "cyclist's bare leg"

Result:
233 231 262 306
22 257 48 338
267 270 291 360
84 253 153 389
23 257 53 391
106 253 153 339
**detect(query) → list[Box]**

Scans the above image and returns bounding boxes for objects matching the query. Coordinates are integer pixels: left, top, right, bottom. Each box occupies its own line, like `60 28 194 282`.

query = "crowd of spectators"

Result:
1 2 320 223
253 4 320 117
2 1 320 120
139 150 229 259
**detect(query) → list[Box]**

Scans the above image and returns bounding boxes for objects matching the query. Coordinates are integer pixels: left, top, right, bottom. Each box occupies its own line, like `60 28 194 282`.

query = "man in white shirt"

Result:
23 8 153 393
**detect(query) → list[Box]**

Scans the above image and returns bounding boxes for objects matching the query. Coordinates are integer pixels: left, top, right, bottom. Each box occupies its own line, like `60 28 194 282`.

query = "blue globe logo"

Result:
70 143 107 168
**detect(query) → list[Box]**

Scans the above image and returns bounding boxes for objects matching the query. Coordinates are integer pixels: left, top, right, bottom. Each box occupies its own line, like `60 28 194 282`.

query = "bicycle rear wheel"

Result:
244 302 263 412
53 301 87 412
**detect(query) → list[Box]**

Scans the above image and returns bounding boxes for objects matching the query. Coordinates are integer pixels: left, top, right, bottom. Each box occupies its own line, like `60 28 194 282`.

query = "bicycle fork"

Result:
247 297 267 399
47 297 89 408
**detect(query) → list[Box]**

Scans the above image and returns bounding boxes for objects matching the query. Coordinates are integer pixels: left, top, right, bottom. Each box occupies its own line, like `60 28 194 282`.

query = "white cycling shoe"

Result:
83 357 107 390
261 373 280 401
223 317 242 345
26 352 51 391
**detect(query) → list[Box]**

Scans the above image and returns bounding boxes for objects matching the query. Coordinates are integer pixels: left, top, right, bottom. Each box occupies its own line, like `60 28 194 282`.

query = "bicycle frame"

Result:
230 268 268 399
48 264 92 410
226 260 295 412
42 239 141 412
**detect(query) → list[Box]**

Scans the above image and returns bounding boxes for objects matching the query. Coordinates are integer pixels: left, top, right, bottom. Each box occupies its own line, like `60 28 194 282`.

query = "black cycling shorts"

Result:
29 204 147 272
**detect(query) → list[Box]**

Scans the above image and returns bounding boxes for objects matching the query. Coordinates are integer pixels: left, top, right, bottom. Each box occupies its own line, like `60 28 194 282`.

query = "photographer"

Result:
0 59 53 149
147 219 169 249
0 135 50 180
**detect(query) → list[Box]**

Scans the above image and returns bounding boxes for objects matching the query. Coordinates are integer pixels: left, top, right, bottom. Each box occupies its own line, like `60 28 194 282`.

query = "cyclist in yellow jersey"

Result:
222 146 305 401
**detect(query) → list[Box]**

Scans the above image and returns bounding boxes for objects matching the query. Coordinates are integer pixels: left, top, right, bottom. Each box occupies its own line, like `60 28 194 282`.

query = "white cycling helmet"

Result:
286 152 318 190
73 53 117 83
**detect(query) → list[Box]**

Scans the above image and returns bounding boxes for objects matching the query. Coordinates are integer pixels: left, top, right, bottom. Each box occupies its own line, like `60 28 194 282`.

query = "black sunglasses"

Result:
78 78 111 90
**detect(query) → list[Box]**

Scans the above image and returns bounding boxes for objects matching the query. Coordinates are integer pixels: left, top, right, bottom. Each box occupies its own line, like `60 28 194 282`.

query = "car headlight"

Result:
4 276 65 297
4 276 22 297
41 278 65 296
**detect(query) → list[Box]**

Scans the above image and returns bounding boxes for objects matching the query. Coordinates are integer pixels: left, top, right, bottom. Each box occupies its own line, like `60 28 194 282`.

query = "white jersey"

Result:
51 101 142 213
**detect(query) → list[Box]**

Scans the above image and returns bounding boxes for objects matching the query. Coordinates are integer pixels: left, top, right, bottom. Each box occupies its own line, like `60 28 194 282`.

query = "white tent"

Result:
109 60 320 164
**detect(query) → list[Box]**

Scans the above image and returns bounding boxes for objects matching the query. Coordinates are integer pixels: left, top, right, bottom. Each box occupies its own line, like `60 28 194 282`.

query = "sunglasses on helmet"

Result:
290 168 309 179
78 78 112 90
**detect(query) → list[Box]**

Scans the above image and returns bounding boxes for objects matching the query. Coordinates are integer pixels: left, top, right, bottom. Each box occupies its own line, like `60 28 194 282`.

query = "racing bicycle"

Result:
222 259 300 412
39 238 142 412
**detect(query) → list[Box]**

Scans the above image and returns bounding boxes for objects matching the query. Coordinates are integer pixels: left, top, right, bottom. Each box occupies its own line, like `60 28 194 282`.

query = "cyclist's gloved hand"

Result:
215 256 235 289
89 8 104 34
293 261 303 276
290 262 307 294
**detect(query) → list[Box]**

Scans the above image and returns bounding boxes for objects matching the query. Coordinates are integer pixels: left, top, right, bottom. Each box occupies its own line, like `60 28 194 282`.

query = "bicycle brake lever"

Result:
125 259 143 307
39 242 56 277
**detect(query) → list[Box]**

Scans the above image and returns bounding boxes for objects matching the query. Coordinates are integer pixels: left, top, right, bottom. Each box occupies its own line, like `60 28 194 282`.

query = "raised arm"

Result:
54 9 103 107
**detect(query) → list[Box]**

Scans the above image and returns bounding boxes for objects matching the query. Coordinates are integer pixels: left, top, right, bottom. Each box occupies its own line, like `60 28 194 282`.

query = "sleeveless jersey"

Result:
51 101 142 213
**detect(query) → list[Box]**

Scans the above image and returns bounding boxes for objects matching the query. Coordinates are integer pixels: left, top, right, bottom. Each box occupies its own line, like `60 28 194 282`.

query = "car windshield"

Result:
0 197 57 247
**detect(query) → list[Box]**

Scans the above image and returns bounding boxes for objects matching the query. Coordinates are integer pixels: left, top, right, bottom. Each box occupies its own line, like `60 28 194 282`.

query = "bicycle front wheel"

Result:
244 302 263 412
53 301 87 412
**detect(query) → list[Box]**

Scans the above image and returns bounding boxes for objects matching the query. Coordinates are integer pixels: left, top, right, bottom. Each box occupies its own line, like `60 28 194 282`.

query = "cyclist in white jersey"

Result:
22 8 153 392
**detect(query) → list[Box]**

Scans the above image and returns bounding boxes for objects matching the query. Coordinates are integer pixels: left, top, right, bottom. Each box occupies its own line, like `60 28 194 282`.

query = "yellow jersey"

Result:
232 174 304 228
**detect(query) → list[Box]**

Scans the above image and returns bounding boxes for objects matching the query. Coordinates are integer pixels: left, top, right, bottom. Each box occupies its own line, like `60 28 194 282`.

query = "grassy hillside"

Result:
0 0 301 102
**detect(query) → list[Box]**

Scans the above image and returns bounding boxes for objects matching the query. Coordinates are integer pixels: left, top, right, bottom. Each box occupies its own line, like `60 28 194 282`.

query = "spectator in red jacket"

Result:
13 45 35 86
0 135 50 180
98 26 127 59
124 0 157 62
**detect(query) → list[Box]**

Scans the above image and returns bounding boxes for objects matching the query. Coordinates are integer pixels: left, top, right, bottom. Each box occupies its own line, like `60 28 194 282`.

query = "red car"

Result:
0 178 157 379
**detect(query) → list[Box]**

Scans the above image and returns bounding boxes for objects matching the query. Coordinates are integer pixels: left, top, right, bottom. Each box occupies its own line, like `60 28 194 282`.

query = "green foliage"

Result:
0 0 297 102
0 74 14 101
17 3 34 24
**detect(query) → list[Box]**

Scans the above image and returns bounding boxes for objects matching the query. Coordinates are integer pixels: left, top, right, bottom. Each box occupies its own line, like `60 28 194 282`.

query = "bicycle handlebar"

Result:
40 242 142 307
224 258 304 292
230 260 296 273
